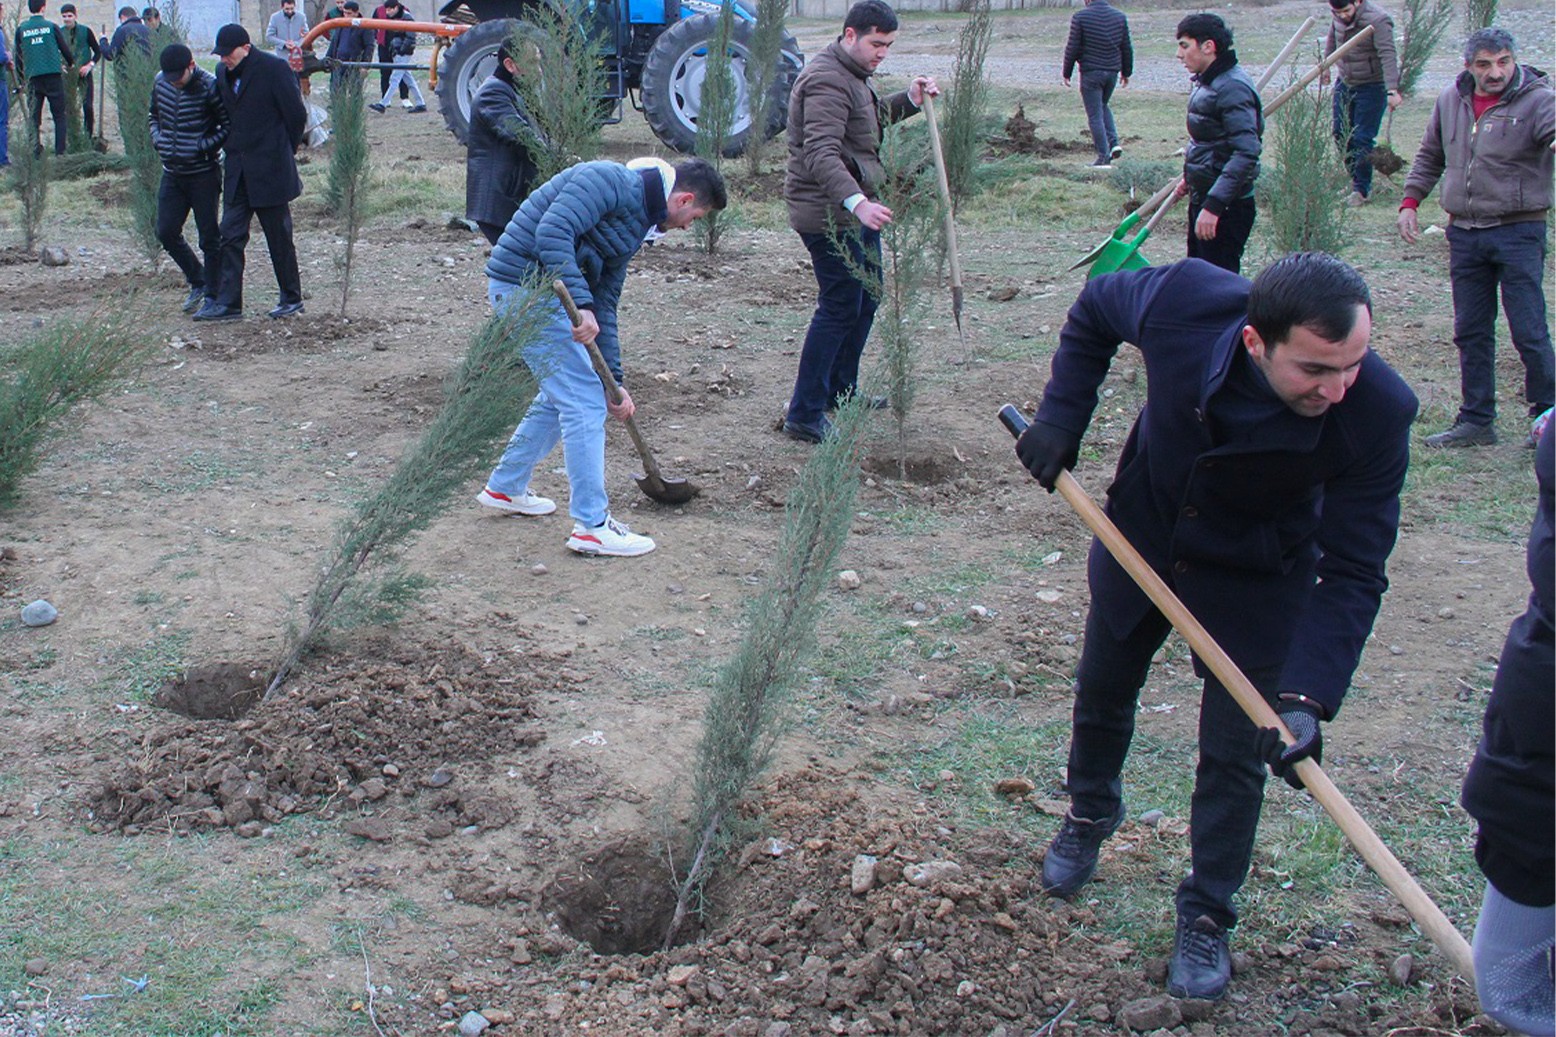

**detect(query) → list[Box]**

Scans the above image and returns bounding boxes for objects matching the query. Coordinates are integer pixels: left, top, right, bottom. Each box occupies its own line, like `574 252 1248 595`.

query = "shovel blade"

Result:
635 472 700 504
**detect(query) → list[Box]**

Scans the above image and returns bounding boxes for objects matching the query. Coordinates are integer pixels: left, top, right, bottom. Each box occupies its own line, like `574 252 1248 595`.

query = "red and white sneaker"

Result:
475 487 556 516
565 515 655 557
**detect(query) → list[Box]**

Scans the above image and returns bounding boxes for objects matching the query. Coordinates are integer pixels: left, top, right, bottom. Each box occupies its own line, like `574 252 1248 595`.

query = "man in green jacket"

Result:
780 0 937 444
58 3 98 138
1399 27 1554 449
13 0 74 155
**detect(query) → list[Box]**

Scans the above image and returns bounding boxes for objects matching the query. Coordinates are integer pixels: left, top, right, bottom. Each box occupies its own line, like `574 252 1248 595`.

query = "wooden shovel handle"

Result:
1265 24 1375 115
998 406 1475 984
920 93 963 294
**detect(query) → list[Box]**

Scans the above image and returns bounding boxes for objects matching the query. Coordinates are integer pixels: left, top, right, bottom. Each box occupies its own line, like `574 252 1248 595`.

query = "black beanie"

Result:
160 43 193 75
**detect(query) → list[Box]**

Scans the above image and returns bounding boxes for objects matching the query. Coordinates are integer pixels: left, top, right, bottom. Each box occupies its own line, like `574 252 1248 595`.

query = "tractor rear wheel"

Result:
436 18 525 144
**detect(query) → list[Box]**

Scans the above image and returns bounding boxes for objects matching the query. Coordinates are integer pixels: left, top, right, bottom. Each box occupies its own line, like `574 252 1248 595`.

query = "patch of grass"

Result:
105 630 192 702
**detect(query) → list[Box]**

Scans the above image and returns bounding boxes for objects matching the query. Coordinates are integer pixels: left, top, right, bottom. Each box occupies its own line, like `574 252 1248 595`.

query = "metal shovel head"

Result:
1084 234 1153 279
635 471 700 504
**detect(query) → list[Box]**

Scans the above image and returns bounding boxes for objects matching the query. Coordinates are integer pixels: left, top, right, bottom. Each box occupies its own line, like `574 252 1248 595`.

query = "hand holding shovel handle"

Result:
999 405 1475 985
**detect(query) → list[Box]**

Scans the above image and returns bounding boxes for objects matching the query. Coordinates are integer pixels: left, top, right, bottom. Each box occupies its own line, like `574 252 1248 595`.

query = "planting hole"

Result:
154 662 268 720
863 447 965 485
543 840 681 955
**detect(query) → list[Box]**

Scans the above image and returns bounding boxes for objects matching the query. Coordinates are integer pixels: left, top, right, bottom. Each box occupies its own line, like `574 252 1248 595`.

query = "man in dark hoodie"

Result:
194 24 307 322
464 41 544 244
149 43 228 313
1400 28 1554 450
99 4 148 61
1173 13 1263 274
780 0 938 444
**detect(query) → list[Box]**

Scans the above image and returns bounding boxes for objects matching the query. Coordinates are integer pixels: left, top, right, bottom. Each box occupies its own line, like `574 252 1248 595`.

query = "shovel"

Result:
552 280 699 505
920 93 965 341
998 405 1476 985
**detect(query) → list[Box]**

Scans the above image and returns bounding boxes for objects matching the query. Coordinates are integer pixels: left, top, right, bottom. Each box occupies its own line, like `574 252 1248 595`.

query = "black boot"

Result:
1167 913 1231 1000
1039 800 1125 897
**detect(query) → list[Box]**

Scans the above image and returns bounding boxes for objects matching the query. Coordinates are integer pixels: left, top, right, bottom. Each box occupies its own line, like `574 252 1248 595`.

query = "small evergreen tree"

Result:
325 71 371 315
941 0 993 208
512 10 607 183
1463 0 1496 30
1263 85 1350 255
62 67 91 153
9 91 52 250
693 0 738 254
1396 0 1454 97
741 0 788 177
114 40 165 266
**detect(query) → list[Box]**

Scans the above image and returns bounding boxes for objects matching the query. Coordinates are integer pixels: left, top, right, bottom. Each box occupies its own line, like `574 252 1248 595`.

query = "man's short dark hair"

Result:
28 0 46 13
673 158 727 211
117 5 136 17
843 0 897 37
142 6 159 17
1247 252 1371 349
1463 27 1516 63
160 41 191 74
60 3 75 13
1176 13 1232 54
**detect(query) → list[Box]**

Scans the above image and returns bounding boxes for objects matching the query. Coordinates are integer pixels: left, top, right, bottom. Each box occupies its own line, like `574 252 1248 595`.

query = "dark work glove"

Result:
1256 698 1324 790
1015 420 1081 492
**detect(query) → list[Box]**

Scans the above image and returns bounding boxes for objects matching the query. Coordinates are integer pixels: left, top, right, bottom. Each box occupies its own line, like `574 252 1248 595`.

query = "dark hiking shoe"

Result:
782 417 834 444
182 285 206 313
192 302 242 322
1168 913 1232 1000
1425 421 1496 448
1039 800 1126 897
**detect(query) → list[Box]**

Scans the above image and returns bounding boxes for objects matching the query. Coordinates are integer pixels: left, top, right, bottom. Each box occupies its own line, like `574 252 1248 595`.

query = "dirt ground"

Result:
0 2 1549 1034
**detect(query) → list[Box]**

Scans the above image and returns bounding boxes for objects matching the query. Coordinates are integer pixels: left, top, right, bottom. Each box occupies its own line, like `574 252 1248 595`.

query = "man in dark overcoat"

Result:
195 23 307 321
464 42 544 245
1015 252 1417 1002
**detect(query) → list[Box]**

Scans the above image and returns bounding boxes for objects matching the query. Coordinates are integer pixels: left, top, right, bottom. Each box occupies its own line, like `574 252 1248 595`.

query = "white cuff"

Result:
842 193 866 213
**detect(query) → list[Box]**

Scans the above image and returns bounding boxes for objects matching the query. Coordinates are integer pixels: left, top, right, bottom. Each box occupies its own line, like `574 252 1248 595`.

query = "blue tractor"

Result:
433 0 803 155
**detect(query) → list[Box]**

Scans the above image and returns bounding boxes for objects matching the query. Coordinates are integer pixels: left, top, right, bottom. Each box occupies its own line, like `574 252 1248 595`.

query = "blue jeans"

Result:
486 279 610 527
1447 222 1555 426
1332 80 1387 198
1080 69 1120 163
787 227 881 426
1065 581 1280 929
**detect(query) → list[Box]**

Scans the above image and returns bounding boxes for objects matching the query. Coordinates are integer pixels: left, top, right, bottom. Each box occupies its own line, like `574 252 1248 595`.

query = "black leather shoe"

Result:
181 285 206 313
1040 800 1125 897
268 301 305 319
1168 913 1232 1000
782 417 833 444
192 302 242 322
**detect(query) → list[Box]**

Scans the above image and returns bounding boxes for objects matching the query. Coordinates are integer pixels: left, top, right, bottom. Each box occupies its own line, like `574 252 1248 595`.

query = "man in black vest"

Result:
195 24 307 322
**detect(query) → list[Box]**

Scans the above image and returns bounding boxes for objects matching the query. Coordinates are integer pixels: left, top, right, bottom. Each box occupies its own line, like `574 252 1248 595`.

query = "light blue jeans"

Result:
486 278 609 527
378 56 425 107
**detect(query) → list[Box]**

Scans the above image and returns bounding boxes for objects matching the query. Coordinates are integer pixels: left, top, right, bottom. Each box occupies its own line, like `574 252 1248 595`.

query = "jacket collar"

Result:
638 167 668 228
1453 62 1546 103
1201 319 1330 455
827 40 873 81
1197 50 1238 88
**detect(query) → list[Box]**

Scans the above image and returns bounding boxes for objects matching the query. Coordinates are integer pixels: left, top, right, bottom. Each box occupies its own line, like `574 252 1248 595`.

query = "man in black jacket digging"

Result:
150 43 228 313
195 24 307 322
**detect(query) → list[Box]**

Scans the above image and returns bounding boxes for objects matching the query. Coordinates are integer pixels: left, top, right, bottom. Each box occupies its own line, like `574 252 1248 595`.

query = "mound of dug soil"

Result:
86 640 553 834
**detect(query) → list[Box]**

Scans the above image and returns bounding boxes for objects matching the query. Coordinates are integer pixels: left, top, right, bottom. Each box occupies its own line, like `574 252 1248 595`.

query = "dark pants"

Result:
478 221 505 246
157 168 222 295
79 69 95 137
1186 193 1256 275
29 73 68 156
1080 69 1120 163
1332 79 1387 198
377 42 409 99
787 227 881 426
1447 221 1555 426
0 79 9 165
213 177 302 311
1066 593 1279 929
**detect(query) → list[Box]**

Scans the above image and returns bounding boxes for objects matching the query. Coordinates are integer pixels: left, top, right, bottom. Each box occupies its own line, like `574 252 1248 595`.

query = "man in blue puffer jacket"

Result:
476 157 726 557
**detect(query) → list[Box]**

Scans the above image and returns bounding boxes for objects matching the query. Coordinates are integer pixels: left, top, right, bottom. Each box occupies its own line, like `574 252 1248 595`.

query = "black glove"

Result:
1015 420 1081 492
1256 698 1324 790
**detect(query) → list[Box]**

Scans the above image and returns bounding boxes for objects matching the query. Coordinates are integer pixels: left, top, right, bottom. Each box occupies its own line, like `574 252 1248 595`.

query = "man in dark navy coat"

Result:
194 23 307 321
1015 253 1418 1001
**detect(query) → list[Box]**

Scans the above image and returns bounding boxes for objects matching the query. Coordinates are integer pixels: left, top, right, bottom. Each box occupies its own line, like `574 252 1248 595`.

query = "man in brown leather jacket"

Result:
780 0 937 443
1400 27 1554 449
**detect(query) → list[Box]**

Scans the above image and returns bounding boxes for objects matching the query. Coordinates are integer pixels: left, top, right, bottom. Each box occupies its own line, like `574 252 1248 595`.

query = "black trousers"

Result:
1186 194 1256 275
79 70 94 137
157 167 221 294
377 42 409 98
29 73 68 155
213 177 302 310
1065 585 1281 930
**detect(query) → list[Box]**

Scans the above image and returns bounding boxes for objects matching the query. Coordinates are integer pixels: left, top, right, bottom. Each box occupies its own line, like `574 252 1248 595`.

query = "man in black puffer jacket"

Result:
149 43 228 313
1173 13 1262 274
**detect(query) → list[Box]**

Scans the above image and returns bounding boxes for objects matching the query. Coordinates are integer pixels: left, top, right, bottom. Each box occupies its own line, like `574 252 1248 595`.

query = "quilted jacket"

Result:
486 161 667 379
148 66 229 175
1183 51 1263 213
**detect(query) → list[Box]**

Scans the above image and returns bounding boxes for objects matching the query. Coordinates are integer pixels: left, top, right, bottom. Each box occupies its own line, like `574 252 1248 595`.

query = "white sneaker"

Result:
400 97 414 110
475 487 556 516
566 515 655 557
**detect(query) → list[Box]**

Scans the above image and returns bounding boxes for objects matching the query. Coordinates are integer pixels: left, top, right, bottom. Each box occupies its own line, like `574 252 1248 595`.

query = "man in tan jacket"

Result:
780 0 936 443
1399 27 1554 449
1321 0 1401 206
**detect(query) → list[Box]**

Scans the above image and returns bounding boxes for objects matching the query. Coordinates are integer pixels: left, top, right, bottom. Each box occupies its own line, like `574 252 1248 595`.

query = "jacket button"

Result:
1182 506 1198 518
1174 560 1189 573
